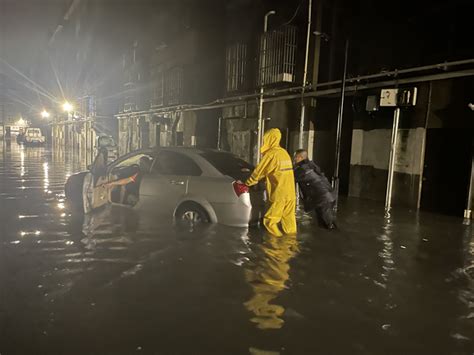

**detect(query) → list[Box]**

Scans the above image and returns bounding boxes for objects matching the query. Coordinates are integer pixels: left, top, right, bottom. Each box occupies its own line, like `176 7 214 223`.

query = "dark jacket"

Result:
294 159 334 211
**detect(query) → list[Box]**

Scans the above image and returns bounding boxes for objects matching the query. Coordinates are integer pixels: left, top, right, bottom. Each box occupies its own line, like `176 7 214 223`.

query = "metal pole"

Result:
333 39 349 211
217 116 222 149
464 144 474 222
257 10 275 164
298 0 312 149
417 81 432 209
1 101 5 158
385 107 401 218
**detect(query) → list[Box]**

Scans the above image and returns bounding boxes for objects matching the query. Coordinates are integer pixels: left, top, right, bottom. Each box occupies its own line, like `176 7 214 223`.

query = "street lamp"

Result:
256 10 276 164
62 102 73 112
41 110 50 119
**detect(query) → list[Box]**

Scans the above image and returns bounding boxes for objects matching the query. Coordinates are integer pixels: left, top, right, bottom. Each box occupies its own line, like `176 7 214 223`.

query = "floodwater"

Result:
0 141 473 355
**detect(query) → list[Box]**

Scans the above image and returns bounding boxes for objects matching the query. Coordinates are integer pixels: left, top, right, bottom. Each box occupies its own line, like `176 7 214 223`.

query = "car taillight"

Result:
233 181 249 197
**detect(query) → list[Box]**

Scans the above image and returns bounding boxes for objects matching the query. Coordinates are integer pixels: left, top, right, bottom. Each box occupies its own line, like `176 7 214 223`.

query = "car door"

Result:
137 151 203 218
84 150 153 213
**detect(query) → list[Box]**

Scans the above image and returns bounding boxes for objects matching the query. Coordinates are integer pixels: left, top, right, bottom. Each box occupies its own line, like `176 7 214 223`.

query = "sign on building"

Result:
398 87 418 107
380 87 418 107
380 89 398 107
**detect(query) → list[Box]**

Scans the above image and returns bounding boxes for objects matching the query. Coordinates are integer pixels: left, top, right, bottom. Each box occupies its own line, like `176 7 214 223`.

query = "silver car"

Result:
65 148 265 227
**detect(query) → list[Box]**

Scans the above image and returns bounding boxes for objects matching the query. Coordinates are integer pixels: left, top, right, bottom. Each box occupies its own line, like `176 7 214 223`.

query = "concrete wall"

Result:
344 82 431 208
345 77 473 215
221 99 302 164
349 127 425 207
52 122 96 167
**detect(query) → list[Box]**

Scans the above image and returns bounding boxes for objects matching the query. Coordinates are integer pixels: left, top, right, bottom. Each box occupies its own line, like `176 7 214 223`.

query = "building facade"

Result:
113 0 473 219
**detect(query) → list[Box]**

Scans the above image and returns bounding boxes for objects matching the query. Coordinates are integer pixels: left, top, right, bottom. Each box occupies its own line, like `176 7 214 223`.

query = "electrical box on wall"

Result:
366 95 380 112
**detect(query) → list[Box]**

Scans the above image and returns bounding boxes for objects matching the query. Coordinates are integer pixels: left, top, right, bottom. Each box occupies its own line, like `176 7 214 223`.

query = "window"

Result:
114 153 154 169
200 151 253 180
153 151 202 176
225 43 247 92
258 26 297 86
151 71 164 107
164 67 183 105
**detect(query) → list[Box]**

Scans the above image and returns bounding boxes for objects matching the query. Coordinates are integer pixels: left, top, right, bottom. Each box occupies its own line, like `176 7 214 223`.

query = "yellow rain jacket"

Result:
246 129 297 236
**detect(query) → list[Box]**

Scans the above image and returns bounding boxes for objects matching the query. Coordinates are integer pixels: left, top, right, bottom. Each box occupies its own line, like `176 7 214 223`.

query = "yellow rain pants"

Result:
246 128 297 236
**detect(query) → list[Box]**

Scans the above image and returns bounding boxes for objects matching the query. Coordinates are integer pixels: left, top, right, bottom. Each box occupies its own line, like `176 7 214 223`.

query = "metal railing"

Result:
257 26 297 86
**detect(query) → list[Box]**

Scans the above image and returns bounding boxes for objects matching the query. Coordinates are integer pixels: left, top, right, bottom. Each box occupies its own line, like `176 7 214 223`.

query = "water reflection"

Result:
377 218 395 287
244 235 300 330
1 141 474 353
454 225 474 340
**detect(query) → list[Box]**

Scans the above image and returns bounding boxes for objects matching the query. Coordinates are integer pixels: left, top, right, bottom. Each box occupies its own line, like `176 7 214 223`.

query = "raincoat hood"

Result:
261 128 282 154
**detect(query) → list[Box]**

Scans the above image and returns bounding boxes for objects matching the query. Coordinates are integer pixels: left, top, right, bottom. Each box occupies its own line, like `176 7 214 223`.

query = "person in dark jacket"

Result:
293 149 336 229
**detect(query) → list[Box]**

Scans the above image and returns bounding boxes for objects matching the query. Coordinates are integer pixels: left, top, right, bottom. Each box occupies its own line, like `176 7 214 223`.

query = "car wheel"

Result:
176 204 210 227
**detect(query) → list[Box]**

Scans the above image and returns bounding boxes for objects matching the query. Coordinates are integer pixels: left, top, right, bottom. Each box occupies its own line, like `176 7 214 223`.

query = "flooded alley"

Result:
0 143 473 354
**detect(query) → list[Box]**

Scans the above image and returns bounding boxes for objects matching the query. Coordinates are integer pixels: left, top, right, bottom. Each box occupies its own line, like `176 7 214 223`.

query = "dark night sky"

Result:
0 0 158 120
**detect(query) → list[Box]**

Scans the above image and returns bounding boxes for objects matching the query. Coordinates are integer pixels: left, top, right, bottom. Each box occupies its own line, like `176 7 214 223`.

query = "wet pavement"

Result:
0 142 473 355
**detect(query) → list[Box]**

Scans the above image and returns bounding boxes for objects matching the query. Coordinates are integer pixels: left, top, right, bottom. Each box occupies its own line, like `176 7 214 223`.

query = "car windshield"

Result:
200 151 253 180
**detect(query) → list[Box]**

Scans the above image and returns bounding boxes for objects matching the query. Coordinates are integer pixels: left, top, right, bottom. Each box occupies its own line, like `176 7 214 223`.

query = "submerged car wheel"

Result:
176 203 210 227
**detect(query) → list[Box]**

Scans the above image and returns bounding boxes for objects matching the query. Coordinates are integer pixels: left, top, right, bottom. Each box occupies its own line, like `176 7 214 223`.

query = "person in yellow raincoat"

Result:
246 128 297 236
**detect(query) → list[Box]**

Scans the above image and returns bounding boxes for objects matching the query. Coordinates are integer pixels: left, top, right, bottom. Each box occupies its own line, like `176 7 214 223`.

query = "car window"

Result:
152 151 202 176
115 153 154 168
27 129 41 136
199 151 253 179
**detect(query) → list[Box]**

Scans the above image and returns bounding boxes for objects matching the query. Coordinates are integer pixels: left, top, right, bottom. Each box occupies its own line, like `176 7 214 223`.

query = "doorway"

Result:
420 128 472 216
155 124 161 147
139 118 149 149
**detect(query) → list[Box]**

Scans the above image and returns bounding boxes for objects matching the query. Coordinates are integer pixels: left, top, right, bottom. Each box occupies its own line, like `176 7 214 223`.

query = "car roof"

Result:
155 147 226 154
121 147 244 178
125 147 236 156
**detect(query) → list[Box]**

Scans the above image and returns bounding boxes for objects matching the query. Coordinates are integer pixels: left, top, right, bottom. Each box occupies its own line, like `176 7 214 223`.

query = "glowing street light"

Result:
41 110 50 119
62 102 73 112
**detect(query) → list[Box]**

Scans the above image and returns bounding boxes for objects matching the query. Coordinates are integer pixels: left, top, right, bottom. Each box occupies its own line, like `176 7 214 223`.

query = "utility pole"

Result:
385 107 401 218
332 39 349 211
298 0 313 151
1 100 5 153
307 1 324 160
256 10 275 164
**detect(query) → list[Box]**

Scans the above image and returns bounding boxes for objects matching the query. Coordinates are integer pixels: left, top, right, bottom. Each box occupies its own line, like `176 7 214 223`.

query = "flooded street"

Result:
1 142 473 354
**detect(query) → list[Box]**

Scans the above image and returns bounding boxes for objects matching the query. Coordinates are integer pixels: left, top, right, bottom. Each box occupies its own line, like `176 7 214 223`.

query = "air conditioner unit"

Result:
275 72 294 83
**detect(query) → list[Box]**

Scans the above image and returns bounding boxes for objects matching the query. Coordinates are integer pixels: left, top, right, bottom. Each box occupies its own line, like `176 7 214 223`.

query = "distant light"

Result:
41 110 50 119
17 118 26 126
62 102 73 112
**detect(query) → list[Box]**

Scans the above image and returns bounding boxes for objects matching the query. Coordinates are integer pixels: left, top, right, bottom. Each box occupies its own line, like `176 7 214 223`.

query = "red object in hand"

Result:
233 181 249 197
